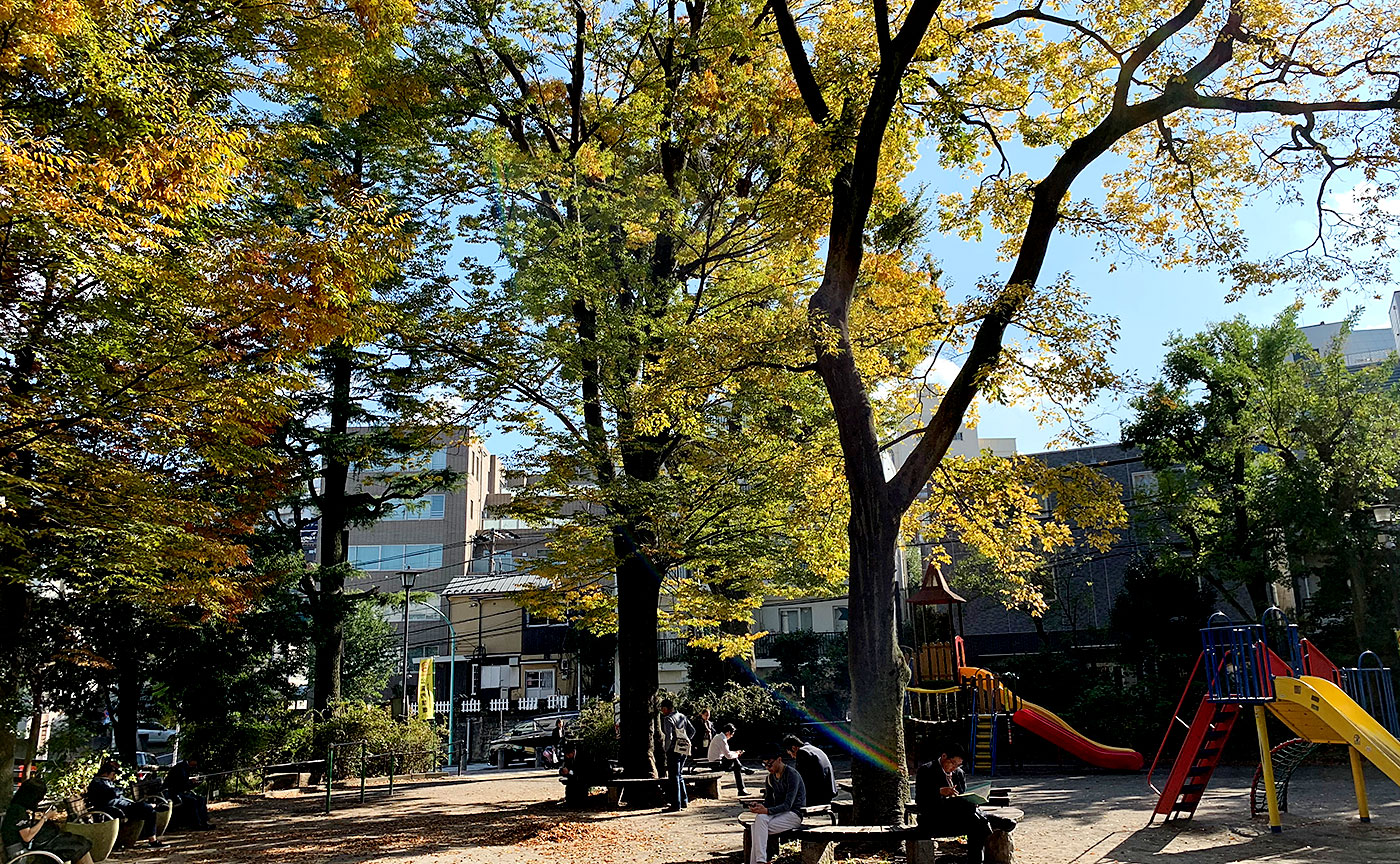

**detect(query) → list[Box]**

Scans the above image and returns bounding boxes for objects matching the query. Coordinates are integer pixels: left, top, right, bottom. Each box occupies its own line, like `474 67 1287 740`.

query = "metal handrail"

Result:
1146 651 1203 797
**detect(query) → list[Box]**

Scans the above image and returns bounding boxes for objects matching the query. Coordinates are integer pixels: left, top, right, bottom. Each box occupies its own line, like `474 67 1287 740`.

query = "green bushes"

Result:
680 684 802 752
181 701 442 781
573 698 619 763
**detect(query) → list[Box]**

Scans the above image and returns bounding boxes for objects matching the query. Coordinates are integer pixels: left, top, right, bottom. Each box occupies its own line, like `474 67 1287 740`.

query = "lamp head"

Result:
1372 503 1396 526
400 570 416 590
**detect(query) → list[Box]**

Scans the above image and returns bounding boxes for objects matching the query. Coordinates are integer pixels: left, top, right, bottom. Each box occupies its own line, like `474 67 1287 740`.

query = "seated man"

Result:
163 757 212 830
746 748 805 864
86 761 163 849
707 723 749 796
782 734 838 807
558 743 607 808
914 744 1013 864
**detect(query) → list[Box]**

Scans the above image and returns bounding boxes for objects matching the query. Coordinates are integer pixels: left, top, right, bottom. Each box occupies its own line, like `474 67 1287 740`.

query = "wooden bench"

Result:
798 806 1023 864
738 805 836 861
603 771 726 806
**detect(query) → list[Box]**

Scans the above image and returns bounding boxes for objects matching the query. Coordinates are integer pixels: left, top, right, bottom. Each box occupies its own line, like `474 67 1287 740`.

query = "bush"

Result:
573 697 619 762
296 702 443 780
680 684 801 753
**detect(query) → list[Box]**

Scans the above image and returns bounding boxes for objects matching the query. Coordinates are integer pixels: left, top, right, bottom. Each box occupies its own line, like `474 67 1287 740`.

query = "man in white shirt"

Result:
707 723 749 795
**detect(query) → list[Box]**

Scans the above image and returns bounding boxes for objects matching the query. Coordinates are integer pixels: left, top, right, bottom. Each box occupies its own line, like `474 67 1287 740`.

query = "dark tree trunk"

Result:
310 342 354 711
614 513 662 779
0 580 29 809
114 653 142 766
845 507 909 822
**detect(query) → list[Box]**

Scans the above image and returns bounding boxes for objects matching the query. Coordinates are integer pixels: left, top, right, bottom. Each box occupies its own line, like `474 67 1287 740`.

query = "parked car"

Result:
137 721 178 747
486 712 579 767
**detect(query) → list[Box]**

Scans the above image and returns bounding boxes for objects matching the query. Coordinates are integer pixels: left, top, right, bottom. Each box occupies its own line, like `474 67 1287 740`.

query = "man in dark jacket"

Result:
87 761 162 848
782 734 838 806
164 758 211 829
914 744 1012 864
746 748 806 864
558 743 608 807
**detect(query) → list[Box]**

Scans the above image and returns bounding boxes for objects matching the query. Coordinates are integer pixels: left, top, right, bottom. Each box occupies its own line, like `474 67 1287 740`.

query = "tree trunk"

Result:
614 518 661 779
1349 544 1369 649
311 342 354 711
846 497 908 823
0 578 29 809
114 652 142 765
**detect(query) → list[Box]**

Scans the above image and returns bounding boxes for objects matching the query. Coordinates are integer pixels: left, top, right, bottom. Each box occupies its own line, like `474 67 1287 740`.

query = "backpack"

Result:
668 714 693 756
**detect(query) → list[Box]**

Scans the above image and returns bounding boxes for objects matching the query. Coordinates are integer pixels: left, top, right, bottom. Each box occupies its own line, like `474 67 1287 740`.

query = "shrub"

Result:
681 683 801 753
573 697 619 762
298 702 443 779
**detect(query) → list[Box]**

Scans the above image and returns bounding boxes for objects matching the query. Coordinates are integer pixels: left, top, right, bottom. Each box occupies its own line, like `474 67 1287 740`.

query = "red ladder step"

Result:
1153 696 1242 820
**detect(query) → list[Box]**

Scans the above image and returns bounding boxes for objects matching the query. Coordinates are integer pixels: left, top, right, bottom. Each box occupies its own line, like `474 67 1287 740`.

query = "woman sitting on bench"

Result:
2 779 95 864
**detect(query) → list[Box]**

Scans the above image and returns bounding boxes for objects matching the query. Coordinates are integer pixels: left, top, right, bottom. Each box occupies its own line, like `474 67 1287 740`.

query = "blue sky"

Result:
915 153 1396 454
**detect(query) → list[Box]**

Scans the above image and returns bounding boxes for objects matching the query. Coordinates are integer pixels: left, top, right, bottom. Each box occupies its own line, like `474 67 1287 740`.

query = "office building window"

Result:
408 645 439 661
349 544 443 571
382 495 446 521
364 449 447 473
525 669 556 699
778 606 813 633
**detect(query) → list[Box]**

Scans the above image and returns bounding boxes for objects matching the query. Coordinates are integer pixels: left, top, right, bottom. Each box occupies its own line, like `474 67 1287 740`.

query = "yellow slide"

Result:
1270 675 1400 787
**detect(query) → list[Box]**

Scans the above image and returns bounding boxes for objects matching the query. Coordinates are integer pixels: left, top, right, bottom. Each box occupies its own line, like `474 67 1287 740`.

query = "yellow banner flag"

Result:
417 657 435 720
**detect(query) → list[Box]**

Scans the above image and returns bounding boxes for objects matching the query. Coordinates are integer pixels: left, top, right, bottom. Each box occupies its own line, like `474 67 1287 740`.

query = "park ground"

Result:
110 759 1400 864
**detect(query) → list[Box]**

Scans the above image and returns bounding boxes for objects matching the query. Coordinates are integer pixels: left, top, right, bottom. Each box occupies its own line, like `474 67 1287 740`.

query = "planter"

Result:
63 814 119 862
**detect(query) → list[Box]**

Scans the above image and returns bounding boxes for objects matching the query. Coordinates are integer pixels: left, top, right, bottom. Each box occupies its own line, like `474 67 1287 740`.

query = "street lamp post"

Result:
408 599 458 767
400 570 416 719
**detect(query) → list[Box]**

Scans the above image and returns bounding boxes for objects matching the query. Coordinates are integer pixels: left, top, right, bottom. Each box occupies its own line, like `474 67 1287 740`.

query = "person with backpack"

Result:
659 698 695 811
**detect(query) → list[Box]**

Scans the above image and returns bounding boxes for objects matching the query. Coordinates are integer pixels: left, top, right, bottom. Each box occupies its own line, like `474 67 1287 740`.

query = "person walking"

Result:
706 723 749 795
746 749 805 864
659 698 695 811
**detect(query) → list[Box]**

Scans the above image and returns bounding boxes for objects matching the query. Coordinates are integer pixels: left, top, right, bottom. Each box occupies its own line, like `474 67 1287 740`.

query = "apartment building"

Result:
321 433 502 663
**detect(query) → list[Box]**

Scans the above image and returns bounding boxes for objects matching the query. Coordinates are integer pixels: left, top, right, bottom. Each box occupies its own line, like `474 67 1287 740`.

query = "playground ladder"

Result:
1152 695 1243 820
969 712 998 777
1249 738 1318 817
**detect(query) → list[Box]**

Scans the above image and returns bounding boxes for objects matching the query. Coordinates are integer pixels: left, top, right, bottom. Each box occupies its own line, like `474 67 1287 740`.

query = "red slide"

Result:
1012 700 1145 771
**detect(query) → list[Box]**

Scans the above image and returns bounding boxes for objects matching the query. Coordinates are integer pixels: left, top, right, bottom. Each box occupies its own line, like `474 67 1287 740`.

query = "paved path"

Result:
111 758 1400 863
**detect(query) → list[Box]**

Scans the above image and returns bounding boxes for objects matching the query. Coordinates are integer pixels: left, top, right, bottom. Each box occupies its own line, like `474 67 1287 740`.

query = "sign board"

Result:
417 657 435 720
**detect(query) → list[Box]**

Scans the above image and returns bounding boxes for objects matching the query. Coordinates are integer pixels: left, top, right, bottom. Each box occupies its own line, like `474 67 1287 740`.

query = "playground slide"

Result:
1270 675 1400 788
958 666 1144 770
1013 700 1145 771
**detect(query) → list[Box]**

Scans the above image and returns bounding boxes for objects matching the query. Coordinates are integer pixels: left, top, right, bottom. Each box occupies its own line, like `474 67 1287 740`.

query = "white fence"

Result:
410 695 572 717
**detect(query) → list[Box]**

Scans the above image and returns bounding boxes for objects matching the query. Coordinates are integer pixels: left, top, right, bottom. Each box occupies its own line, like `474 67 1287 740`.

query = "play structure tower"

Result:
1151 609 1400 832
904 562 1143 777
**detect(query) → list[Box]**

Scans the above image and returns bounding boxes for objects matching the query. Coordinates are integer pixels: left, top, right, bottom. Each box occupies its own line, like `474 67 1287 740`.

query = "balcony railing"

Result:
657 631 848 662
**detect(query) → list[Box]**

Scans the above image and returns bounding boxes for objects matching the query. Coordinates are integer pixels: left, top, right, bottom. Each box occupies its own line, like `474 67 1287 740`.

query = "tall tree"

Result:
0 0 415 804
431 0 853 779
767 0 1400 819
1126 309 1400 650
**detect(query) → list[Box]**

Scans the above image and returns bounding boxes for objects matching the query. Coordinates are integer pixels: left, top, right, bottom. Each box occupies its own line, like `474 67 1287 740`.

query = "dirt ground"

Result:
109 758 1400 864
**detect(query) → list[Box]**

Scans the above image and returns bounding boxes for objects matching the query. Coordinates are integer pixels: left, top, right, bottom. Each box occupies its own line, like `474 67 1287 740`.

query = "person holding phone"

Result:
2 778 96 864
